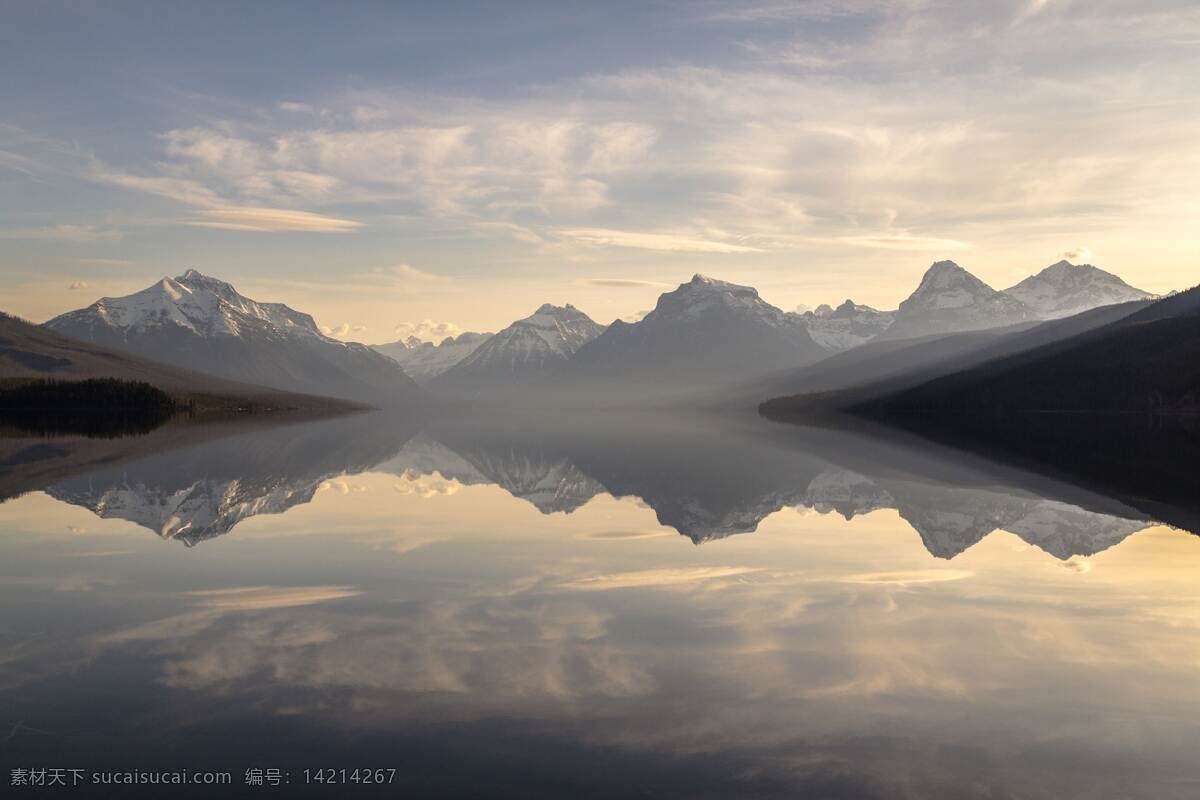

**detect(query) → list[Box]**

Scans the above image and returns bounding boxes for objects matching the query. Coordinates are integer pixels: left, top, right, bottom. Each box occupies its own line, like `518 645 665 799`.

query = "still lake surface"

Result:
1 411 1198 798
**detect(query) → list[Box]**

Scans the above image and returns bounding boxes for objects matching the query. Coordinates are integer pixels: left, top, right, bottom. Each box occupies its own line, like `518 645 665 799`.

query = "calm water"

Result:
1 412 1198 798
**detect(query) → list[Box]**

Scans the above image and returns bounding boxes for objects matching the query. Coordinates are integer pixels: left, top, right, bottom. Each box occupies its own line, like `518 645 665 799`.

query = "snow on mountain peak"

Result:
799 298 895 352
905 260 1002 310
52 271 334 342
436 304 605 383
1003 260 1155 319
649 274 771 325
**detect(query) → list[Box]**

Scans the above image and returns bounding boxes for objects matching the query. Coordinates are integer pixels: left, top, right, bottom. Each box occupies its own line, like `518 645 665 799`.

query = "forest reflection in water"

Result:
0 410 1197 798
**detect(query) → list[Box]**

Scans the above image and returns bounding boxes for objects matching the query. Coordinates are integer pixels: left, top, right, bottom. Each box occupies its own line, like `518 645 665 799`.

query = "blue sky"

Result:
3 0 1198 342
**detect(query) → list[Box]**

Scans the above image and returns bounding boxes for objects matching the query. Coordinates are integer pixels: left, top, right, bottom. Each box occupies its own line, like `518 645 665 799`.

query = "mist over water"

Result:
1 412 1198 798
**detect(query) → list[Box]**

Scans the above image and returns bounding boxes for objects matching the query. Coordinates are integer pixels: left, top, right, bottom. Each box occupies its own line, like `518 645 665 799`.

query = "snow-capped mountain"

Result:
876 260 1035 341
431 304 604 395
564 275 825 401
372 332 492 385
798 300 895 353
1003 260 1155 319
44 270 421 407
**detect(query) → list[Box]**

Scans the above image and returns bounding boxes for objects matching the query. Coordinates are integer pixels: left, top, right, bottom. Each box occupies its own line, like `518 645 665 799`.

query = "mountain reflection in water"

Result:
1 411 1198 799
5 411 1192 559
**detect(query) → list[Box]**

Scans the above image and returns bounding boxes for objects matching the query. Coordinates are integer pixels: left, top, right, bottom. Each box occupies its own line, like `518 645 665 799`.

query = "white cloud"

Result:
558 228 762 253
320 322 367 338
371 263 451 285
580 278 674 288
393 319 463 341
187 207 363 233
838 233 973 252
1061 245 1093 262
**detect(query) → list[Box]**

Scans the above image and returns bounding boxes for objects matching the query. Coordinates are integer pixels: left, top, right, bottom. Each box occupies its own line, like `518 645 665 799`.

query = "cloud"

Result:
370 263 452 285
67 281 89 290
187 207 363 232
393 319 463 341
277 100 314 113
1061 245 1093 262
838 234 973 252
73 258 136 267
0 224 122 242
558 228 762 253
320 322 367 338
580 278 674 288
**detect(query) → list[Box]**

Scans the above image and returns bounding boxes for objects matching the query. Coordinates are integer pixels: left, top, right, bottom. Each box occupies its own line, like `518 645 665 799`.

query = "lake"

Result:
1 411 1198 798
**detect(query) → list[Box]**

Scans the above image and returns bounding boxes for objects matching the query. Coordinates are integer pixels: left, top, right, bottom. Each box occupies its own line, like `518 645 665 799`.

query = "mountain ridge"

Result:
45 271 422 408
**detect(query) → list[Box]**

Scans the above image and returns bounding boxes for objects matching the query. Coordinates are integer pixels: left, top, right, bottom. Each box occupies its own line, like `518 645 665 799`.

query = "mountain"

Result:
1004 260 1155 319
372 332 492 384
856 285 1200 415
875 260 1035 341
755 297 1152 416
798 300 895 353
0 311 349 414
44 270 421 408
563 275 825 403
430 304 604 396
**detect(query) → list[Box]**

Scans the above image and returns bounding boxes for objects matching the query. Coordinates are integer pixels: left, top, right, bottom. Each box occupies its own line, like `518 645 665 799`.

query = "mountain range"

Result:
0 312 349 414
430 304 606 398
552 274 826 404
10 257 1162 414
854 283 1200 415
44 270 421 408
371 332 492 384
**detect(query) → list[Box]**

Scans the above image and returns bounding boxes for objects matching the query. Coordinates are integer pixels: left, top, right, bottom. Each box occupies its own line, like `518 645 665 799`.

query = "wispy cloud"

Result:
73 258 137 267
0 224 122 242
558 228 762 253
67 281 89 290
580 278 675 288
187 207 363 233
838 233 973 252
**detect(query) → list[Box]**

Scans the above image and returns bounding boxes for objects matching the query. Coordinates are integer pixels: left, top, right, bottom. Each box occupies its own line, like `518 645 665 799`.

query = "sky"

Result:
2 0 1198 343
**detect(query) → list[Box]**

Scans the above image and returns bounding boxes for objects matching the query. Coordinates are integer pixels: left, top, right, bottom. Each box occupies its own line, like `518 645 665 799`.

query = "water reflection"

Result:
1 412 1198 798
7 411 1187 560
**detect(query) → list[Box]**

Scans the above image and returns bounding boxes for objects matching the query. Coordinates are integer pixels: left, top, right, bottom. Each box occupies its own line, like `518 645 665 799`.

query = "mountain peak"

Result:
875 260 1033 341
929 259 964 272
683 274 755 294
1004 260 1154 319
909 260 992 299
532 302 579 316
